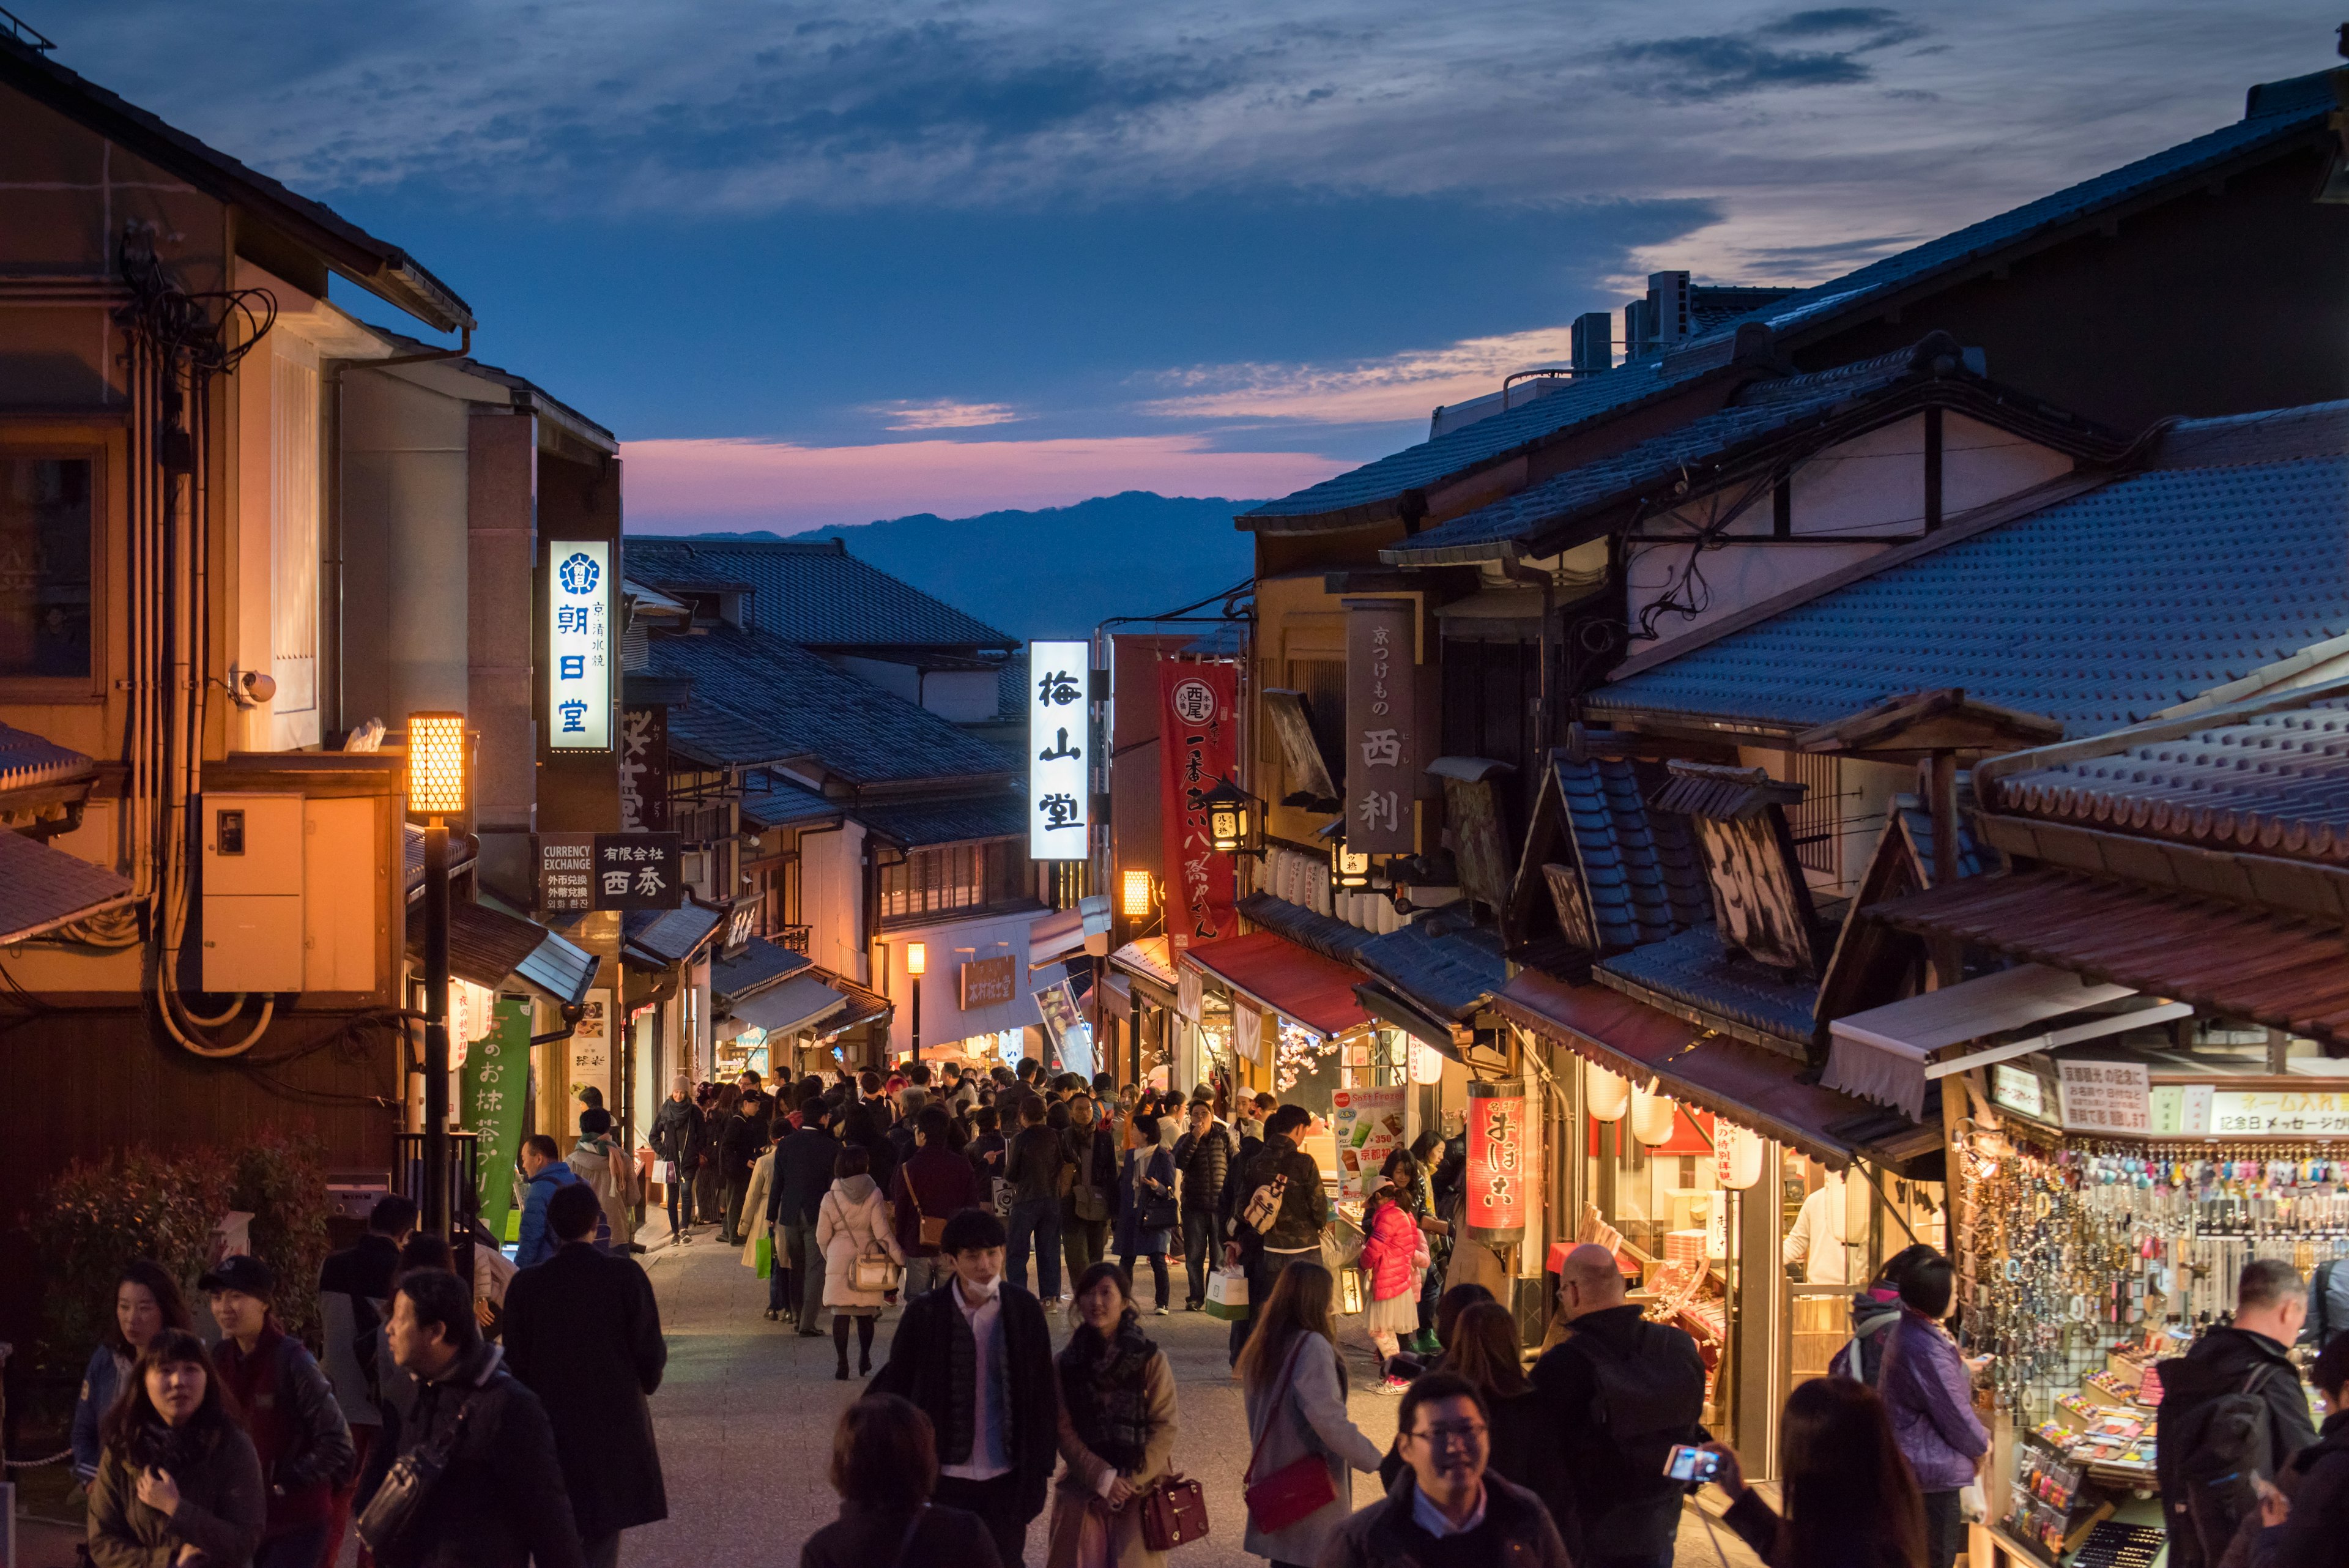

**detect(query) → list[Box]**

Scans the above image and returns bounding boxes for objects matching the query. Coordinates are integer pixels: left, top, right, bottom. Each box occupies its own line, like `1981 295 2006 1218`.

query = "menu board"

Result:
1332 1085 1406 1201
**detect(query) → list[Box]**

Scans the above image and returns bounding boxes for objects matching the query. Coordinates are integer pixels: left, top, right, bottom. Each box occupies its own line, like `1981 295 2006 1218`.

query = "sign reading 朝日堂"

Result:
1030 639 1089 860
1345 598 1416 855
548 540 612 751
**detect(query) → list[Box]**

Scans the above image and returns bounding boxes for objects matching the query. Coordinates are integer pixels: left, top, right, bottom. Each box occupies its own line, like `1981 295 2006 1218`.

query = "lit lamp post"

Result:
905 941 926 1063
407 712 467 1240
1119 868 1155 921
1201 777 1264 858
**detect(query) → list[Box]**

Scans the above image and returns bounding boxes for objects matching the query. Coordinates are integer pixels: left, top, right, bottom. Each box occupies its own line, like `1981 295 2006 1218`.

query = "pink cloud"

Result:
622 433 1350 530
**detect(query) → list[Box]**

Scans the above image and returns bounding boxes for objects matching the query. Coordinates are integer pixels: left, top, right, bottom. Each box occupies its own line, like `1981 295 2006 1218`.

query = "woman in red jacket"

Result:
1357 1180 1431 1393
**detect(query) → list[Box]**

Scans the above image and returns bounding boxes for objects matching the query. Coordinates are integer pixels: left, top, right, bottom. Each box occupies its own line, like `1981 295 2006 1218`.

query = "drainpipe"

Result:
1499 547 1557 754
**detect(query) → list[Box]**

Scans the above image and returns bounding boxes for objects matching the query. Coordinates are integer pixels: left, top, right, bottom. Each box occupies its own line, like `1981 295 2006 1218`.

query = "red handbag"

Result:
1138 1472 1210 1550
1241 1335 1340 1533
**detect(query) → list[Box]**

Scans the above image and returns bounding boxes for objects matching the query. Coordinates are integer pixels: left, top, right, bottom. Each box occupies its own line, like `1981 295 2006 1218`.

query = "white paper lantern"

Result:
1630 1080 1677 1146
1714 1121 1764 1189
1586 1064 1630 1123
1408 1039 1444 1086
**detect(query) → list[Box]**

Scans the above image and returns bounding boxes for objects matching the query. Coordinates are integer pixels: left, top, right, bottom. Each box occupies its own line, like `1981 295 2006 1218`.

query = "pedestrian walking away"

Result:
503 1181 669 1568
2241 1331 2349 1568
1697 1376 1929 1568
86 1327 266 1568
1004 1091 1068 1302
516 1134 603 1268
1831 1244 1940 1387
1376 1300 1571 1533
354 1267 585 1568
800 1394 1002 1568
716 1089 770 1245
1115 1115 1179 1314
770 1095 843 1329
2158 1257 2318 1568
1234 1260 1385 1568
1529 1241 1707 1568
1321 1370 1574 1568
1876 1250 1989 1568
870 1207 1060 1566
316 1195 417 1567
72 1257 195 1488
1045 1262 1181 1568
202 1254 356 1568
817 1143 905 1378
1171 1099 1230 1311
894 1102 984 1301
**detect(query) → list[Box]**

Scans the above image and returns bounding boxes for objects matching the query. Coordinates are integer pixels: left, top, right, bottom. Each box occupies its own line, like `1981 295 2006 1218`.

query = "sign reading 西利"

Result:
592 833 681 911
1158 659 1239 952
1345 599 1416 855
618 706 669 831
548 540 612 751
1466 1081 1527 1239
959 955 1017 1009
2057 1058 2151 1134
1030 639 1090 860
535 833 595 913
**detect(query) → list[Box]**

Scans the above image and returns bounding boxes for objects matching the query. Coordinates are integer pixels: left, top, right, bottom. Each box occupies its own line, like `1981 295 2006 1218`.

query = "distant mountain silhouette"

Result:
684 491 1258 641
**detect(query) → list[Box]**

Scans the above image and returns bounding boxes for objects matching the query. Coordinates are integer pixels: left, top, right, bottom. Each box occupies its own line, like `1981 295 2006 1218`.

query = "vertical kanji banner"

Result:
1344 598 1417 854
463 996 533 1239
1159 659 1239 955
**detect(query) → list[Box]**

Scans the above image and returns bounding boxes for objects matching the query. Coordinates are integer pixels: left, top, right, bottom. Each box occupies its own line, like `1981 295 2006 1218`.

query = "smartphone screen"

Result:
1664 1444 1720 1482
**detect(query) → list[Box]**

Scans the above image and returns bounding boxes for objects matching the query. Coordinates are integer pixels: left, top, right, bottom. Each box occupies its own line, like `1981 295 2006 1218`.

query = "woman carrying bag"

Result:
816 1145 904 1380
1236 1263 1384 1568
1115 1117 1180 1315
1046 1263 1184 1568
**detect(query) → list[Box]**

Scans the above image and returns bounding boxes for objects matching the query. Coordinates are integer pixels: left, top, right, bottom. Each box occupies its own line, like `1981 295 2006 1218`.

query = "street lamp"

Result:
1331 838 1371 889
1200 777 1263 857
407 711 466 1240
905 942 926 1061
1119 869 1154 919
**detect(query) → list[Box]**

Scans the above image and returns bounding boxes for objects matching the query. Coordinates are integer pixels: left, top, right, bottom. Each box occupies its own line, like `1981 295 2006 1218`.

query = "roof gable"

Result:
626 537 1015 652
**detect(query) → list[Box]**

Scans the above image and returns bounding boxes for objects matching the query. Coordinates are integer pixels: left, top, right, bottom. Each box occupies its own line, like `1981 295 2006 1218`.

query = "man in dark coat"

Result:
2159 1258 2317 1568
357 1267 584 1568
715 1090 768 1244
770 1096 842 1335
1058 1091 1118 1287
870 1208 1058 1567
650 1076 707 1243
1170 1098 1230 1311
502 1183 667 1568
893 1103 983 1299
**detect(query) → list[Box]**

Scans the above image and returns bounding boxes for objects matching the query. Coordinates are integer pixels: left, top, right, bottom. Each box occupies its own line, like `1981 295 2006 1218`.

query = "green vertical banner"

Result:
464 997 533 1241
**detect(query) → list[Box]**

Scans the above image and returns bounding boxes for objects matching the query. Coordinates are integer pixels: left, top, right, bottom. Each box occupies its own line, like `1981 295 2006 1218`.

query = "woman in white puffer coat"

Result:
815 1143 903 1381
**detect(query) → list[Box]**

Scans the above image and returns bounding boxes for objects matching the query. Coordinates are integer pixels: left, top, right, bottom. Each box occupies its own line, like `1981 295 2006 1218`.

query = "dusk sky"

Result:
62 2 2342 530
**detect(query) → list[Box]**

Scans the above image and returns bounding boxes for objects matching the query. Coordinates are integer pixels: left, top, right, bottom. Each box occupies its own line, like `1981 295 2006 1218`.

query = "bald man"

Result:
1528 1243 1707 1568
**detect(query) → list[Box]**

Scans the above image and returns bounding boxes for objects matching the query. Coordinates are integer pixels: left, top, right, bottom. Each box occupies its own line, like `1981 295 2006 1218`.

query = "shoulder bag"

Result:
1241 1333 1338 1533
907 1172 948 1249
355 1391 478 1556
1139 1151 1181 1232
1140 1471 1211 1550
848 1200 901 1293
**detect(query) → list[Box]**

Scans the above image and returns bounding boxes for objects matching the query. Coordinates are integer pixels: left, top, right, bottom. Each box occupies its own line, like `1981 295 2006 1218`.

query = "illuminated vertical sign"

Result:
1466 1080 1527 1239
548 540 612 751
1157 660 1238 950
1345 598 1416 855
1030 639 1090 859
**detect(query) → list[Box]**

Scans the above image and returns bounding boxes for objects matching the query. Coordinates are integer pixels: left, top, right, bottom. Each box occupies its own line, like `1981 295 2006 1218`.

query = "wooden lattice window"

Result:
1780 751 1841 878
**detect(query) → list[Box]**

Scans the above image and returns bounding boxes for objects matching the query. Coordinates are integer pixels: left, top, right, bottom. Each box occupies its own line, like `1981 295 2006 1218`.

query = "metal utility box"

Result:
202 792 305 992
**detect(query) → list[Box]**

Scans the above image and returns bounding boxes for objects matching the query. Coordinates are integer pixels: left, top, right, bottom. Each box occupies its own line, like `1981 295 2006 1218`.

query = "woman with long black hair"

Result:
71 1258 194 1488
87 1328 266 1568
1701 1375 1929 1568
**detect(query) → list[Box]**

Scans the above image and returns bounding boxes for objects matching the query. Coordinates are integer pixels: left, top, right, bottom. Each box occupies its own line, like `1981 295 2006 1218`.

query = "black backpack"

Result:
2314 1261 2341 1348
2163 1359 2279 1565
1570 1321 1706 1555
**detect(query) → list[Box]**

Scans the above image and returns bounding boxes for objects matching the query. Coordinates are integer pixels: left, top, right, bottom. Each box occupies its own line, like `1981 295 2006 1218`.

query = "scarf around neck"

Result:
1057 1310 1156 1473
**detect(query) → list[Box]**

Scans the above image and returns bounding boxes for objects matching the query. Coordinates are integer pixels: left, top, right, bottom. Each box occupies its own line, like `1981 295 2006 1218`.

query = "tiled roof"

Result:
624 901 725 968
1991 693 2349 865
640 624 1015 784
0 828 135 944
710 934 814 1004
1589 407 2349 738
853 790 1026 848
739 773 839 831
1594 924 1821 1054
1247 72 2334 530
1890 792 1995 883
1354 918 1507 1022
0 721 94 792
1551 756 1710 949
1236 892 1371 966
995 652 1029 724
625 537 1015 651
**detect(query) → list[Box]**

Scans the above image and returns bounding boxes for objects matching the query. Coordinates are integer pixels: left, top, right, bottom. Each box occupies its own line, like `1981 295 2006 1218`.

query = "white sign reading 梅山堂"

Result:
548 540 612 751
2057 1058 2151 1134
1029 639 1089 860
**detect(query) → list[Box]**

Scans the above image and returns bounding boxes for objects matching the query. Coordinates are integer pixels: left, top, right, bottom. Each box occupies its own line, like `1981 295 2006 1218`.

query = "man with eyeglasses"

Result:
1320 1372 1574 1567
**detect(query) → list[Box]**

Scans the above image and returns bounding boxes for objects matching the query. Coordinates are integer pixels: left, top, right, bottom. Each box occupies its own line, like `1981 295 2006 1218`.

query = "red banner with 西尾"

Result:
1159 660 1240 954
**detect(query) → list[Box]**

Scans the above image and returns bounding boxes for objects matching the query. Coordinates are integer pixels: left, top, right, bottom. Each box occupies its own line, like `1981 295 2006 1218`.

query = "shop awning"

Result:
405 898 599 1011
1100 970 1134 1020
710 934 813 1007
729 973 849 1035
1108 936 1179 1009
811 968 892 1038
1867 869 2349 1053
1496 966 1939 1173
1825 964 2142 1120
0 828 136 945
1354 981 1456 1051
623 901 725 970
1030 907 1086 967
1182 929 1370 1038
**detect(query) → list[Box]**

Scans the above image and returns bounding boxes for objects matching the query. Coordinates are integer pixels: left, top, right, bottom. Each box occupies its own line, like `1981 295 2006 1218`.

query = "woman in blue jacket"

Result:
71 1258 193 1485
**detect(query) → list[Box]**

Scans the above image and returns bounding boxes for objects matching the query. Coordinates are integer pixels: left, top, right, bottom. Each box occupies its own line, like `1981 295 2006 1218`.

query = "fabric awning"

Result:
406 898 599 1010
1108 936 1180 1009
1354 981 1457 1052
729 973 848 1035
1825 964 2137 1120
1495 966 1938 1174
0 828 136 945
1182 929 1371 1038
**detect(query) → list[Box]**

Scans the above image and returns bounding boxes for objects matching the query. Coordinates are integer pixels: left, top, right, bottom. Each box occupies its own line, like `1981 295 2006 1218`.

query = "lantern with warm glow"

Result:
1332 839 1371 889
1630 1079 1677 1146
1585 1064 1630 1122
1715 1120 1765 1189
905 942 927 976
1200 777 1260 855
1120 869 1154 918
406 712 467 819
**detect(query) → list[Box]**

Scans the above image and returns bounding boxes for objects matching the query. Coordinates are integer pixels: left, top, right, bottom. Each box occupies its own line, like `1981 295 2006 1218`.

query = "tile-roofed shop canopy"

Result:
1588 403 2349 741
625 537 1015 653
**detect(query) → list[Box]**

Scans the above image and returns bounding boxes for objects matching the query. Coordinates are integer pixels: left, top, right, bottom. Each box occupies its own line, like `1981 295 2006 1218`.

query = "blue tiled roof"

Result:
643 624 1016 783
627 537 1016 650
1554 757 1712 948
1590 410 2349 738
1354 919 1507 1022
1246 73 2332 529
738 773 839 831
1236 892 1371 966
1595 924 1820 1050
1387 349 1927 564
995 652 1028 724
853 790 1027 848
1891 791 1995 884
710 935 814 1004
625 901 725 967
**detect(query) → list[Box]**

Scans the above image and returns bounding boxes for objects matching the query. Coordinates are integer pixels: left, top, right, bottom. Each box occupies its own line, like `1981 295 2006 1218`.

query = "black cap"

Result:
197 1254 275 1296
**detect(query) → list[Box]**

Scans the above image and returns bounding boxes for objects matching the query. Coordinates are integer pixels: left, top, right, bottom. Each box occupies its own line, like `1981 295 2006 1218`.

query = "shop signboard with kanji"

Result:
960 955 1017 1008
618 705 669 830
1332 1085 1406 1202
1030 639 1090 860
461 996 532 1239
1343 598 1416 855
1466 1080 1527 1239
1158 659 1239 953
536 833 594 912
547 539 612 751
592 833 682 910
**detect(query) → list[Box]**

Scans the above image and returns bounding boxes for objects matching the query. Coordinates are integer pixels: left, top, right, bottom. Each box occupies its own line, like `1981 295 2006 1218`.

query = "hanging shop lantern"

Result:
1408 1038 1444 1085
1201 777 1263 856
1466 1079 1529 1239
1586 1064 1630 1123
1630 1079 1677 1146
1332 838 1372 889
1714 1120 1765 1189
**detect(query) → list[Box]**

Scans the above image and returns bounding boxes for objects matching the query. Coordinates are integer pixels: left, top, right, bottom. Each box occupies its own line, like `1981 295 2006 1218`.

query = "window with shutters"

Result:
1780 750 1842 878
879 838 1035 924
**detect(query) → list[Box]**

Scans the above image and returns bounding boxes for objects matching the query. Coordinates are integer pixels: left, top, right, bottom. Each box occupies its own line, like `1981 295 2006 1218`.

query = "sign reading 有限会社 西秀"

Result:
592 833 681 912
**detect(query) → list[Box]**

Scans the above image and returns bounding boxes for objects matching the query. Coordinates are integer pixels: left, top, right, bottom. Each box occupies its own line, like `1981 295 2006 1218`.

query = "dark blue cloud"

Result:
1608 7 1926 99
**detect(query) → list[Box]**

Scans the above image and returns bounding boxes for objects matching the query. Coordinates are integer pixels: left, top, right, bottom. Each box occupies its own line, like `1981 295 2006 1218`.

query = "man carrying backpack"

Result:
1530 1243 1707 1568
2158 1258 2317 1568
1222 1104 1326 1365
2307 1256 2349 1351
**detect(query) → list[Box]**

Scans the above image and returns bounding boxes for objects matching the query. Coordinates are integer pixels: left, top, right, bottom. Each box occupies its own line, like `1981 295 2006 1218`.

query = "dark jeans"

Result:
1921 1487 1961 1568
1007 1195 1062 1299
254 1523 330 1568
582 1532 622 1568
1062 1213 1108 1286
1122 1250 1170 1309
784 1218 826 1331
720 1176 748 1242
1414 1258 1442 1334
933 1471 1033 1567
1181 1199 1220 1305
665 1165 689 1237
1228 1247 1319 1364
693 1165 719 1224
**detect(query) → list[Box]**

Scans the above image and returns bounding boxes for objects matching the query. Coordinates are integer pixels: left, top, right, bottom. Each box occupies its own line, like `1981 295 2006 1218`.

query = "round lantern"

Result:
1630 1079 1677 1146
1586 1064 1630 1123
1714 1121 1764 1190
1408 1039 1444 1086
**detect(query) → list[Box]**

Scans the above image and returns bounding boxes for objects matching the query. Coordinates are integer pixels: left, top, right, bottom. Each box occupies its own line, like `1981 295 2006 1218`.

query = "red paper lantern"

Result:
1467 1081 1527 1237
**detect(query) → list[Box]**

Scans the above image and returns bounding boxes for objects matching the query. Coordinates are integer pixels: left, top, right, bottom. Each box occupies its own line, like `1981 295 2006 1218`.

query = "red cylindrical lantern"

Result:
1466 1080 1528 1239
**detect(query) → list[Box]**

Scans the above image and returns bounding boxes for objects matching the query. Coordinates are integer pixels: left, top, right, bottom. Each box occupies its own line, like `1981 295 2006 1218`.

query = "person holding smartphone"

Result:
1696 1378 1928 1568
